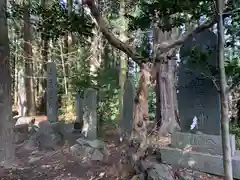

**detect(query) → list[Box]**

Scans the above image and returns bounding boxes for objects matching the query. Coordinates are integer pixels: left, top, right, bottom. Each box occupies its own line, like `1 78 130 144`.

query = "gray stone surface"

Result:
71 138 108 162
146 163 174 180
120 77 135 138
14 132 28 144
82 88 97 140
171 132 236 156
178 30 220 135
76 138 105 149
159 146 240 179
47 62 58 123
70 144 82 157
91 149 104 161
76 92 84 123
37 120 54 134
23 134 38 150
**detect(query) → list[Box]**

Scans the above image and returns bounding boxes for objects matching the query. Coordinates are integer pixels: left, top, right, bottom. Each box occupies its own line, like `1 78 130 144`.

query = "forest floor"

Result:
0 115 225 180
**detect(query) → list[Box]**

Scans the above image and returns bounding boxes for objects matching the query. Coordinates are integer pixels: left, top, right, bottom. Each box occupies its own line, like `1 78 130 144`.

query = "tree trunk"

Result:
64 0 73 76
217 0 233 179
23 0 36 116
59 39 68 95
120 62 151 178
12 31 17 107
132 63 151 147
155 62 162 129
152 28 179 135
38 0 49 114
18 69 27 116
118 0 128 124
0 0 15 166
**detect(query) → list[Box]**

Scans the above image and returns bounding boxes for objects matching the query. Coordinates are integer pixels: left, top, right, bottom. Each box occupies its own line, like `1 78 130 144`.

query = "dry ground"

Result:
0 116 224 180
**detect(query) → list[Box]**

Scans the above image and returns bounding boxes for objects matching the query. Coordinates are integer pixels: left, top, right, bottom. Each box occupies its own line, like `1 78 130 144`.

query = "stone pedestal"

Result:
159 132 240 179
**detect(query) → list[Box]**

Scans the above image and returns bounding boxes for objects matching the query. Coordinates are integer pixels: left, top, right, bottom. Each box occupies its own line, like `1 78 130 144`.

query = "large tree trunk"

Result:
23 0 36 116
152 28 179 135
38 0 49 114
120 62 151 178
0 0 15 166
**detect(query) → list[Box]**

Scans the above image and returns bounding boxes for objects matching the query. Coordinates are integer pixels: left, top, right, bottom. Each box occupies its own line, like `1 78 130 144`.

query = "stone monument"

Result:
120 76 135 140
178 30 220 134
76 92 84 123
46 62 58 123
82 88 97 140
159 30 240 179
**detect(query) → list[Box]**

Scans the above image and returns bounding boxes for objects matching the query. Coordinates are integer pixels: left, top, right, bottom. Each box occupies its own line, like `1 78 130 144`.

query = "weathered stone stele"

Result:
46 62 58 123
76 92 84 123
120 76 135 137
178 30 220 135
82 88 97 140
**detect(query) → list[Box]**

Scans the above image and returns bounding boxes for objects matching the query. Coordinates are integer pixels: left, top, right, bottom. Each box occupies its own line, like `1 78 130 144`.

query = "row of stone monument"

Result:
46 60 135 140
46 29 240 178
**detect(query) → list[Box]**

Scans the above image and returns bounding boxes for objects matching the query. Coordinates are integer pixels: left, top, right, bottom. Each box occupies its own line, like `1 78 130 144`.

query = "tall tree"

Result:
38 0 51 114
152 28 179 135
118 0 128 123
217 0 233 179
0 0 15 166
24 0 36 116
63 0 73 94
82 0 217 136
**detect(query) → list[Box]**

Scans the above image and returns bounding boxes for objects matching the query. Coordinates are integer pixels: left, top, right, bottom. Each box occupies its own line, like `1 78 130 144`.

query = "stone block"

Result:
171 132 236 156
159 146 240 179
82 88 97 140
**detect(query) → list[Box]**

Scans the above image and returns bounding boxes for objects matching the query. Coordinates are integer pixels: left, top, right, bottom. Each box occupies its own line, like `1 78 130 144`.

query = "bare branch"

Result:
157 17 217 55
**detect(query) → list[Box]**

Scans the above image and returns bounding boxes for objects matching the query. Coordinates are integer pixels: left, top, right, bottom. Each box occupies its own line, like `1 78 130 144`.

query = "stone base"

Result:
159 146 240 179
171 132 236 156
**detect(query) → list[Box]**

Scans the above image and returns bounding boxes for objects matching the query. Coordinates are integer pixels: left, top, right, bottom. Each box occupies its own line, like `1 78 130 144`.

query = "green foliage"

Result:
95 48 120 123
148 87 156 121
10 0 94 43
230 124 240 149
135 32 151 59
68 46 94 94
127 0 214 31
225 56 240 89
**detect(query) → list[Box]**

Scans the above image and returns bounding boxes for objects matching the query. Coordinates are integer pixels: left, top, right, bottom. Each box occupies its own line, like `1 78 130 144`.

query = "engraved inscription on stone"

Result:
172 132 223 155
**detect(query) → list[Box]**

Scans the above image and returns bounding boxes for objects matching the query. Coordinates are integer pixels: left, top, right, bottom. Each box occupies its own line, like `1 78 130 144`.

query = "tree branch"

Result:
82 0 218 64
81 0 144 65
156 17 217 55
